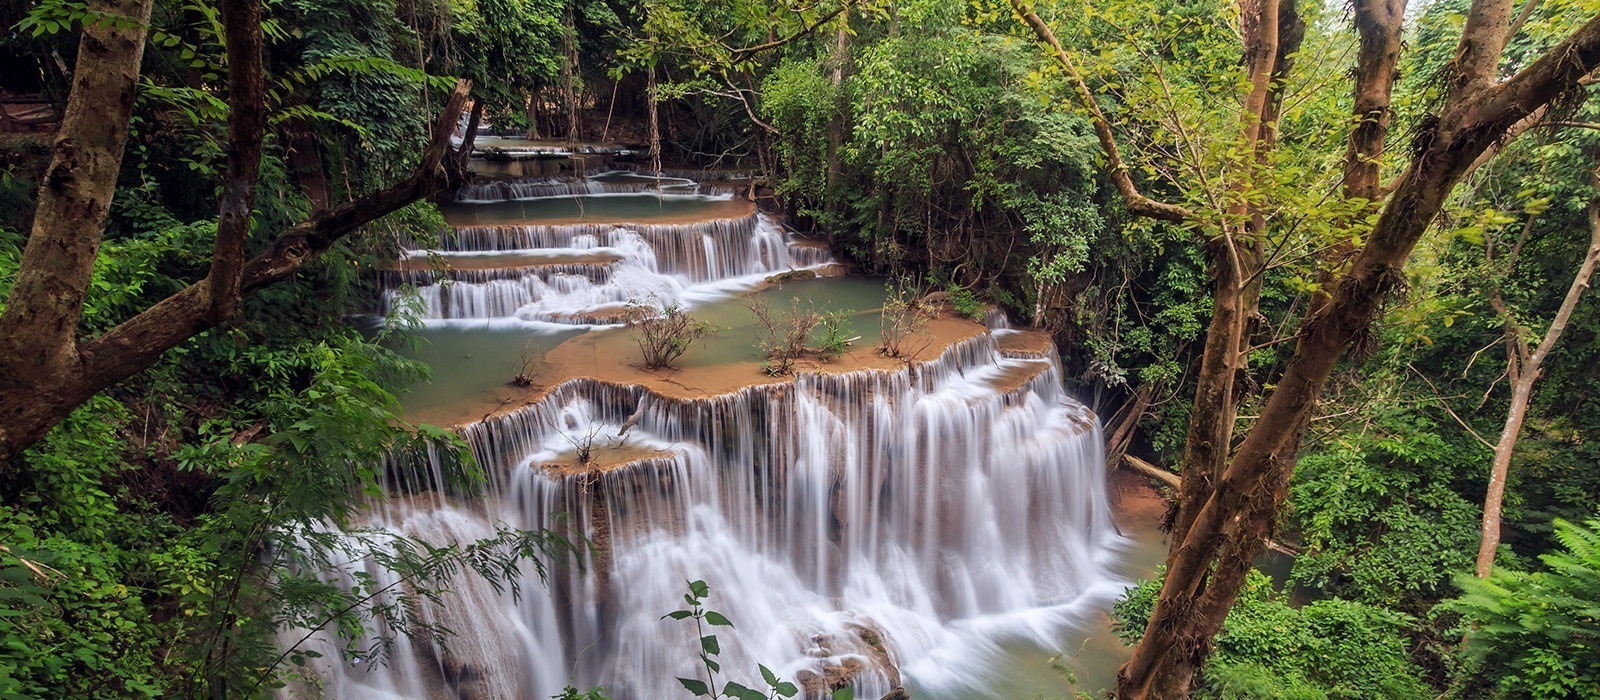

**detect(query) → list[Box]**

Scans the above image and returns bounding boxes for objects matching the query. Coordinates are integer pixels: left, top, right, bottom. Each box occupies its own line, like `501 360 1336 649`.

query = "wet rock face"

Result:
795 623 902 698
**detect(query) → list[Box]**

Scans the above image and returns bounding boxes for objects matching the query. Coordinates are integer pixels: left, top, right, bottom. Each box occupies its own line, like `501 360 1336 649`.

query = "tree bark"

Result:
0 2 474 462
1012 0 1600 696
1117 11 1600 698
1476 174 1600 577
648 66 662 174
0 0 155 384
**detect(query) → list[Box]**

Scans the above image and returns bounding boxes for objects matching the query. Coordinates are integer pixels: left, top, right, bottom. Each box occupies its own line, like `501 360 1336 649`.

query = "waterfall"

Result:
310 158 1125 699
288 333 1122 700
456 171 719 201
382 213 821 324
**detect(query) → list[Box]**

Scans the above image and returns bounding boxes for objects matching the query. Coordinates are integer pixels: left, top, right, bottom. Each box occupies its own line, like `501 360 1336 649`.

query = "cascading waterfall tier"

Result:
456 171 725 201
292 331 1122 700
381 212 828 324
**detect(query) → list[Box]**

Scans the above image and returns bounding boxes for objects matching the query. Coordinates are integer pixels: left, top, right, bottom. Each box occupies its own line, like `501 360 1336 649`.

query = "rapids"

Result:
289 163 1133 700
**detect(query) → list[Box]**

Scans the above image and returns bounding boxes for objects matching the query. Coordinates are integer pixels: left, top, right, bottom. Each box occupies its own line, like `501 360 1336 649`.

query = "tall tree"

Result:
0 0 475 462
1477 166 1600 577
1012 0 1600 696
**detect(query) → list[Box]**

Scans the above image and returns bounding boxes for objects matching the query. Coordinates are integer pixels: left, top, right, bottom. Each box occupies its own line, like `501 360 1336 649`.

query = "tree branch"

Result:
77 80 473 391
1452 0 1518 93
1507 0 1545 43
1464 15 1600 140
1341 0 1407 205
1009 1 1192 223
728 3 849 62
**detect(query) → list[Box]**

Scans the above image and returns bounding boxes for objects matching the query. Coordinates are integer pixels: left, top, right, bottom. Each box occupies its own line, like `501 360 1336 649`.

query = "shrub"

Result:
1442 516 1600 700
812 311 855 356
749 298 854 375
879 282 935 358
1114 570 1432 700
626 299 718 370
945 285 984 319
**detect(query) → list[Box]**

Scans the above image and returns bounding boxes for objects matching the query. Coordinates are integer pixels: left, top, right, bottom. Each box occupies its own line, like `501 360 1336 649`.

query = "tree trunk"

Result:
0 0 154 385
0 0 474 461
282 113 331 212
825 12 850 220
1116 14 1600 696
648 66 662 174
1476 181 1600 577
562 3 580 145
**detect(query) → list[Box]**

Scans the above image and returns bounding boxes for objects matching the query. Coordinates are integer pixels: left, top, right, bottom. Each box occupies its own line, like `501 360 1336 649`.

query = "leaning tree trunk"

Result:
1476 180 1600 577
1116 12 1600 696
0 0 474 462
0 0 156 451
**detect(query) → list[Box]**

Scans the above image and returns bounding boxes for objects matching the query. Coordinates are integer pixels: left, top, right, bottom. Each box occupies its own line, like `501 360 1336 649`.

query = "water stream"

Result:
295 162 1156 699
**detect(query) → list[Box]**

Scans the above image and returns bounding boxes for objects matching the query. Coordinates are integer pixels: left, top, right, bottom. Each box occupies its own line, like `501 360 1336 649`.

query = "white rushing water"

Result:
287 334 1123 700
287 168 1124 700
456 171 707 201
381 211 829 326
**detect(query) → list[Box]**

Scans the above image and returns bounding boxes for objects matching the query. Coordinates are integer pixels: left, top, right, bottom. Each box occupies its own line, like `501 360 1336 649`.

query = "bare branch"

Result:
729 3 850 62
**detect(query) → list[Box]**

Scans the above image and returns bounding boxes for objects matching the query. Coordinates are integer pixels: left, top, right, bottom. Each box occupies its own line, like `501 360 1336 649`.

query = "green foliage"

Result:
1115 571 1433 700
812 311 856 355
0 397 174 699
553 684 614 700
1289 403 1481 607
944 286 984 320
663 580 802 700
452 0 567 113
1442 516 1600 700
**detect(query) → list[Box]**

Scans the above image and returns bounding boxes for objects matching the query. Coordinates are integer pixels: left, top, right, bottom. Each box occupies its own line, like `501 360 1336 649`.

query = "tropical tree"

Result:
0 0 475 461
1009 0 1600 695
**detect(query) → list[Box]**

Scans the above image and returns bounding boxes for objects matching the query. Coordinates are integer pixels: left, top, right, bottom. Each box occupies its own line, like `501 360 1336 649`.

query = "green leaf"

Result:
701 634 720 655
704 610 734 627
775 681 799 697
832 688 854 700
676 677 710 696
759 664 779 686
723 682 768 700
663 610 694 620
689 579 710 598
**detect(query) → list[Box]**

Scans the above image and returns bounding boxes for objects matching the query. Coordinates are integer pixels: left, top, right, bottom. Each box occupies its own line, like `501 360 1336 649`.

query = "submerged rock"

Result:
765 268 818 284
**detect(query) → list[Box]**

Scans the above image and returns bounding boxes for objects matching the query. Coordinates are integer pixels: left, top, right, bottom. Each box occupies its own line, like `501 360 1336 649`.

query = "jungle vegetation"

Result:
2 0 1599 698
